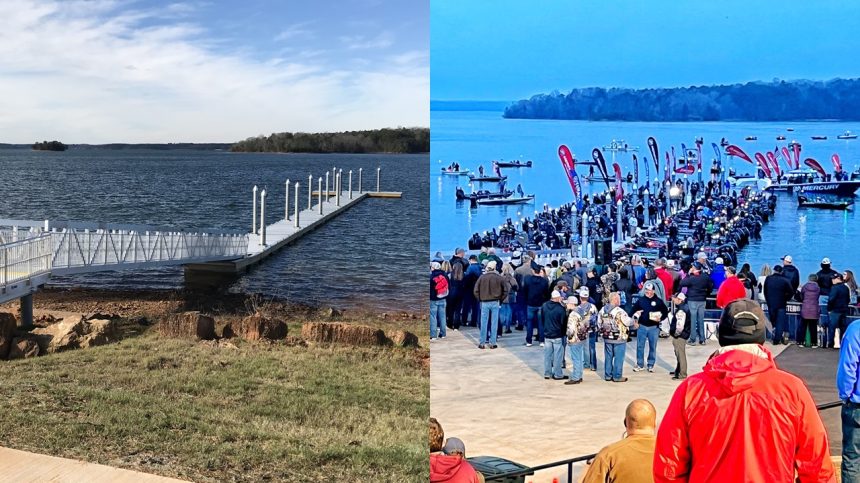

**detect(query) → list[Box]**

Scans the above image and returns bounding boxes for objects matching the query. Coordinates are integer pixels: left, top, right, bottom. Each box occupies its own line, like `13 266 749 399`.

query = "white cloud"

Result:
274 21 315 42
0 1 427 143
339 31 394 50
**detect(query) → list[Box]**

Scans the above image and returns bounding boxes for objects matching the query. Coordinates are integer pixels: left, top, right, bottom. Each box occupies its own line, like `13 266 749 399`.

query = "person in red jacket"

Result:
654 258 675 302
430 418 482 483
653 299 835 483
715 266 747 309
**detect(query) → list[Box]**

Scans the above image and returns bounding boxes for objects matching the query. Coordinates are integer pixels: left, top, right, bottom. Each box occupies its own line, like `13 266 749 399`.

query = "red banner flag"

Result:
725 145 753 164
766 152 781 177
558 145 579 197
754 152 772 178
613 163 623 201
832 153 842 172
804 158 827 178
781 147 794 170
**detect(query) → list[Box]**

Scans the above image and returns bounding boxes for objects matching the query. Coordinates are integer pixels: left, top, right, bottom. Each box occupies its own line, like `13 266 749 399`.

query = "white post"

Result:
581 209 589 260
376 166 381 192
308 175 313 210
260 189 267 246
349 170 353 199
644 189 651 227
318 177 323 214
325 171 330 200
336 172 341 206
294 182 300 228
252 185 258 234
359 168 363 193
285 179 290 220
616 199 623 243
338 168 343 196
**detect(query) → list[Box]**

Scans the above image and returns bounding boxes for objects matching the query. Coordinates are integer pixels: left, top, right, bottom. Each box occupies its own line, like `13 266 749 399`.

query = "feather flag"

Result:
804 157 827 178
725 145 754 164
754 152 772 178
781 147 794 169
792 143 802 170
696 142 703 170
766 151 781 177
592 148 611 190
832 153 842 172
633 153 640 185
671 146 677 168
647 137 659 174
712 143 722 166
613 163 623 201
558 145 579 198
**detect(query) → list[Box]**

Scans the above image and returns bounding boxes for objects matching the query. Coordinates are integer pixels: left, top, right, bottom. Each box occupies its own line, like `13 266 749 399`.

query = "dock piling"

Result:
616 199 623 243
376 167 381 192
359 168 363 193
336 172 341 206
349 170 353 199
318 177 323 214
285 179 290 220
260 189 267 246
325 172 330 200
307 175 313 210
294 182 300 227
252 185 258 235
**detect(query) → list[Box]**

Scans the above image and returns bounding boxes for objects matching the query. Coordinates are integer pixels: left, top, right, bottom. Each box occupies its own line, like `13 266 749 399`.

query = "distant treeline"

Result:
32 140 67 151
78 143 232 151
231 128 429 153
503 78 860 122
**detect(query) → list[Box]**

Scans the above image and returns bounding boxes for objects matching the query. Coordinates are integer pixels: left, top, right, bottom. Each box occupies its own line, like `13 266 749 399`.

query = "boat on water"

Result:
789 140 802 149
475 194 535 206
495 159 532 168
838 131 858 140
745 136 757 141
720 138 730 147
468 174 507 183
797 194 854 210
602 140 639 152
455 187 512 201
440 167 470 176
765 169 860 197
787 128 795 132
776 135 786 141
729 175 771 192
811 136 828 140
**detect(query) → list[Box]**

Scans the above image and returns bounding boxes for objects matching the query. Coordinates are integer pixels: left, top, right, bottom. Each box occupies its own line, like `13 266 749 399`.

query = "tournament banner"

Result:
766 151 781 177
644 155 651 187
665 152 671 180
613 163 623 201
633 153 640 185
780 147 794 169
725 144 754 164
804 157 827 178
832 153 842 172
671 146 677 168
647 137 659 174
792 142 802 170
712 143 722 167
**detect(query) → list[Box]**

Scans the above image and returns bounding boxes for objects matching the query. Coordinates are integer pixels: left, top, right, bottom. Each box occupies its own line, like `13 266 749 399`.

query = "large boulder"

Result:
223 313 287 341
301 322 387 346
31 315 88 353
79 319 117 348
0 312 17 359
388 330 420 348
157 312 216 340
8 337 40 359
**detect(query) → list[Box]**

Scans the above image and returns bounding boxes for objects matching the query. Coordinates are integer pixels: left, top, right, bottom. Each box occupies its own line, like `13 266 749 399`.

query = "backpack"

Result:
567 311 589 342
433 274 449 298
599 306 628 341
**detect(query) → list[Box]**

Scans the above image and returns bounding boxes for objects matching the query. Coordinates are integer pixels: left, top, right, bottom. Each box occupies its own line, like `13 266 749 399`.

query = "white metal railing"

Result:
48 229 249 275
0 233 53 286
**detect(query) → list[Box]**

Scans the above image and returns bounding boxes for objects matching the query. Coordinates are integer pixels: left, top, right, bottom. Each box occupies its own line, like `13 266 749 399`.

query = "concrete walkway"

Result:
430 325 789 483
0 447 186 482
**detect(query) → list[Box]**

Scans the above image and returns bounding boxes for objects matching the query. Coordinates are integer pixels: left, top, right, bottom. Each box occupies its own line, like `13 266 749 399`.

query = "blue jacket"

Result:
710 264 727 290
837 321 860 403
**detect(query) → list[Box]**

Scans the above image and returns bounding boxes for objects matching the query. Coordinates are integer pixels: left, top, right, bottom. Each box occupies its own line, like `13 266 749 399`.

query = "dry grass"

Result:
0 304 429 482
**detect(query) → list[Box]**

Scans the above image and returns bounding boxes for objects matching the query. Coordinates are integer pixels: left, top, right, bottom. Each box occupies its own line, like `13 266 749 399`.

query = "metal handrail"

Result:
482 400 844 482
0 233 53 286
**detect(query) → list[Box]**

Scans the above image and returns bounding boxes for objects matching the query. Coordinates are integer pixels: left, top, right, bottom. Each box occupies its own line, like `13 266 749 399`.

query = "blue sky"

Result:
0 0 428 143
432 0 860 101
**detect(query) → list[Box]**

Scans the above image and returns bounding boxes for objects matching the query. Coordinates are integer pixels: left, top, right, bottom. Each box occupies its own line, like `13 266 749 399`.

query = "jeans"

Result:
844 402 860 483
636 325 659 369
526 306 544 344
568 343 584 381
687 300 706 343
824 311 842 348
798 318 819 346
461 293 479 326
604 342 626 380
429 299 446 339
770 307 787 344
833 311 850 343
543 337 564 378
514 301 527 328
500 303 513 330
671 337 687 377
587 332 598 368
479 301 500 346
445 290 462 329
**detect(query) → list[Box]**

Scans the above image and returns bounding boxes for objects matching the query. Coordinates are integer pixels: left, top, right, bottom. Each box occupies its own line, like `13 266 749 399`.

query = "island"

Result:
32 140 67 151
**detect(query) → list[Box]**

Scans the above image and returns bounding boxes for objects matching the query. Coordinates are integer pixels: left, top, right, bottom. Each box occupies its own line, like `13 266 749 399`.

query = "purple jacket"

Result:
800 281 820 319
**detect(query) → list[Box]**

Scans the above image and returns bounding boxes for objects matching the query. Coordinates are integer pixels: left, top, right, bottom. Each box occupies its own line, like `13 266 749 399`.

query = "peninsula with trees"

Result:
503 78 860 122
230 127 429 154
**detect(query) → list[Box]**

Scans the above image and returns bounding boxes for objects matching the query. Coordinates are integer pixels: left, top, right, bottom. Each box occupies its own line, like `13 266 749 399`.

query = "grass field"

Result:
0 298 429 482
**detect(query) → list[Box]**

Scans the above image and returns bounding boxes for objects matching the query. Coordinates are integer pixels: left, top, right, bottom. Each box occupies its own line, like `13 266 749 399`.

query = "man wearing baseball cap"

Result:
816 257 839 307
679 262 714 345
542 290 567 380
781 254 800 292
473 260 509 350
654 298 834 481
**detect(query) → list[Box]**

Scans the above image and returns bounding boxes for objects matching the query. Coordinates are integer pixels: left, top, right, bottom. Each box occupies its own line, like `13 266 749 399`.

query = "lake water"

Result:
0 149 428 313
431 110 860 277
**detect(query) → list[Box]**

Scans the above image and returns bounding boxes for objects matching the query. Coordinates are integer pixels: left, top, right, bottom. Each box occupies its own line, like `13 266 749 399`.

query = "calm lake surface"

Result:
0 149 428 312
431 110 860 277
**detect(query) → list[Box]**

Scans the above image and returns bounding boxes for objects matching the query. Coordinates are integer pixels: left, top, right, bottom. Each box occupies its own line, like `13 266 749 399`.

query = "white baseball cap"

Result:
715 257 724 265
551 290 562 299
822 257 831 265
782 255 793 263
